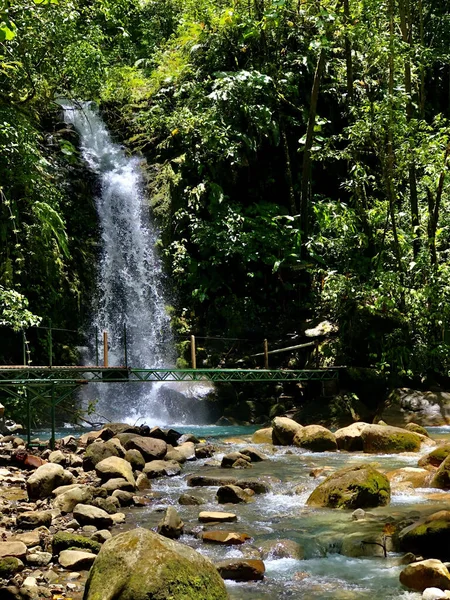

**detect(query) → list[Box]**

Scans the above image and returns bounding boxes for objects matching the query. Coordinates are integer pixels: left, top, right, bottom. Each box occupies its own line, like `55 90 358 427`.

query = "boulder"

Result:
306 465 390 509
83 528 227 600
399 559 450 592
199 512 237 523
52 532 101 555
431 456 450 489
195 444 215 459
53 485 93 514
0 542 27 559
221 453 251 468
59 550 96 570
240 447 267 462
293 425 337 452
165 449 187 464
216 485 253 504
398 511 450 560
378 388 450 427
91 496 120 514
419 445 450 469
143 460 181 478
73 504 114 529
123 449 145 471
124 436 167 461
202 531 251 545
216 559 265 581
179 494 205 506
101 478 135 493
27 463 73 499
95 457 135 487
272 417 302 445
176 442 196 461
26 551 52 566
135 473 151 491
0 557 24 578
156 507 184 539
335 422 422 453
48 450 66 465
422 588 449 600
83 440 122 470
405 423 430 437
251 428 273 444
111 490 134 507
386 467 431 489
16 510 52 529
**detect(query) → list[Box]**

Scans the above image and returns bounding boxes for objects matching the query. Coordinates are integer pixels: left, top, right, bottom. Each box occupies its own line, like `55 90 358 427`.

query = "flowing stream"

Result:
111 425 450 600
61 102 189 424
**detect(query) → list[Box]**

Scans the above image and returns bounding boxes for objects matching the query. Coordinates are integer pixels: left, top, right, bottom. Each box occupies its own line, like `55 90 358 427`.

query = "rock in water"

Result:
398 511 450 560
83 528 228 600
399 559 450 592
306 465 390 509
271 417 302 445
293 425 337 452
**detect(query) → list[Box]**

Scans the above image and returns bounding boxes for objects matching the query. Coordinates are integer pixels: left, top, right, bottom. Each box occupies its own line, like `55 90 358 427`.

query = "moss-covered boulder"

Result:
430 455 450 489
293 425 337 452
306 465 390 509
0 557 23 578
335 422 422 454
398 511 450 560
404 422 430 437
83 528 228 600
52 532 102 555
418 444 450 469
271 417 302 445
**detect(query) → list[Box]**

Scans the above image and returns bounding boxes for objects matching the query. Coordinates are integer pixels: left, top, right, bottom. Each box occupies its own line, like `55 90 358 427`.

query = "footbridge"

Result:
0 366 340 447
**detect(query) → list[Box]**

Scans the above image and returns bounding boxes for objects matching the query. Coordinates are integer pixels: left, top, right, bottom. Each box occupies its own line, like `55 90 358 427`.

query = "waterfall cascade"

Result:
62 101 207 425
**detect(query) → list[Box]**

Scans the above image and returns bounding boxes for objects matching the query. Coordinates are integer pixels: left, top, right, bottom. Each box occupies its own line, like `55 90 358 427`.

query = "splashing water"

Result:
62 101 182 424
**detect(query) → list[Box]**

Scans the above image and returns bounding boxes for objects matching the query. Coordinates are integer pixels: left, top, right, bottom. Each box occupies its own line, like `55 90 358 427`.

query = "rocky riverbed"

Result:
0 418 450 599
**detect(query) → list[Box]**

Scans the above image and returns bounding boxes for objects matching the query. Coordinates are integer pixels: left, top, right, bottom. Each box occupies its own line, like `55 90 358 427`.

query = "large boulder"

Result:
53 485 94 514
124 437 167 462
73 504 114 529
95 457 135 487
83 528 227 600
419 445 450 469
27 463 73 499
216 559 265 581
377 388 450 427
271 417 302 445
335 422 422 453
16 511 52 529
386 467 430 489
399 559 450 592
251 428 273 444
83 440 122 470
306 465 390 509
431 455 450 489
293 425 337 452
398 511 450 560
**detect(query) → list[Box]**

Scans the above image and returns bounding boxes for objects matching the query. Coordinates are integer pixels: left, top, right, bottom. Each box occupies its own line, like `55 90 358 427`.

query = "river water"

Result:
109 425 449 600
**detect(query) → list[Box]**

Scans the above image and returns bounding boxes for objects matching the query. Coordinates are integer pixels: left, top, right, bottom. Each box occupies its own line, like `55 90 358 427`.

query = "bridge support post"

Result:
264 339 269 369
103 331 109 367
191 335 197 369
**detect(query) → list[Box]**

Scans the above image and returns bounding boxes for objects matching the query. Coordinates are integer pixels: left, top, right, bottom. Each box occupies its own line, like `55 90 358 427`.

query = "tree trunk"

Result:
280 125 297 215
342 0 353 102
300 47 326 245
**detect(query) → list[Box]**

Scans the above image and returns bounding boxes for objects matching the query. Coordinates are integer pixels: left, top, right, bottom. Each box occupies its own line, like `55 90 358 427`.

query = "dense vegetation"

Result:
2 0 450 384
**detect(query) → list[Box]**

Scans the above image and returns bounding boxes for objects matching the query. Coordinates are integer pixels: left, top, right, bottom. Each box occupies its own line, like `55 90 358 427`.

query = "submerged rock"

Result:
83 528 228 600
399 559 450 592
259 539 304 560
216 485 253 504
306 465 390 509
386 467 431 489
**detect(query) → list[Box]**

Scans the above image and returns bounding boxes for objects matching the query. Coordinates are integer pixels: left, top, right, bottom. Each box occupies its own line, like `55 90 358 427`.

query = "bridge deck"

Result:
0 366 339 383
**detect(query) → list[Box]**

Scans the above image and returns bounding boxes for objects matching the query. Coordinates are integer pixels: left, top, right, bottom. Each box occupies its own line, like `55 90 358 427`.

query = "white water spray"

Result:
62 101 185 424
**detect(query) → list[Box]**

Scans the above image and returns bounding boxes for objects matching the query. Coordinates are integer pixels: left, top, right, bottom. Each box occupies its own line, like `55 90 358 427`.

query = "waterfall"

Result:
62 101 181 424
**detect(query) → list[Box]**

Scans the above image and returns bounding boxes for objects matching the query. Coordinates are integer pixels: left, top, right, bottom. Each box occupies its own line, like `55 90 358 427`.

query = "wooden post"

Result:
191 335 197 369
103 331 109 367
263 339 269 369
315 340 320 369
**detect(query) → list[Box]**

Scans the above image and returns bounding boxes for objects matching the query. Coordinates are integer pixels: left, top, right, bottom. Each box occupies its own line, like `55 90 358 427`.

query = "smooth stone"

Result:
95 457 135 487
156 507 184 539
26 551 52 566
202 531 251 545
400 559 450 592
251 427 273 444
143 459 181 478
59 550 96 570
422 588 449 600
293 424 337 452
16 510 52 529
0 541 27 559
124 436 167 461
179 493 205 506
216 559 265 581
272 417 302 445
221 452 251 468
240 447 267 462
199 511 237 523
101 478 135 493
135 473 152 491
27 463 73 500
216 484 253 504
73 504 114 529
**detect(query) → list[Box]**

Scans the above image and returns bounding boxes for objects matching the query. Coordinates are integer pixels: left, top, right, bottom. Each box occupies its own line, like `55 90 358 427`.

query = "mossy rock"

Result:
306 465 390 509
431 455 450 489
293 425 337 452
418 444 450 468
52 532 101 555
83 528 228 600
398 511 450 560
404 422 429 437
0 557 23 578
